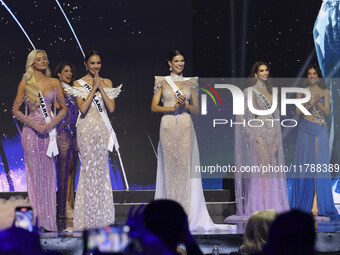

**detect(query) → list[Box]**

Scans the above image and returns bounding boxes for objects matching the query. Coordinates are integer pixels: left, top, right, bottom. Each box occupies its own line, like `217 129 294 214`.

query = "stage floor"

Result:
37 216 340 255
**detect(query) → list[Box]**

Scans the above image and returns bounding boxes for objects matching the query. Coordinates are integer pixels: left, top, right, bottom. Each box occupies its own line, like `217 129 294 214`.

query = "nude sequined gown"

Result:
73 89 115 230
231 87 289 219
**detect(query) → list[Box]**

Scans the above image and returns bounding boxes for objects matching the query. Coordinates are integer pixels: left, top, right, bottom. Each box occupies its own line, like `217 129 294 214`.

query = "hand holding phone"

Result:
84 226 131 254
14 206 34 232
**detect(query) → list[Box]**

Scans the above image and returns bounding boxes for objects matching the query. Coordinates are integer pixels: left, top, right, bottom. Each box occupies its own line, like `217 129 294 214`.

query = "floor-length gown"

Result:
290 103 338 216
21 89 58 231
226 87 289 222
56 92 78 218
154 74 235 232
73 80 115 231
314 0 340 192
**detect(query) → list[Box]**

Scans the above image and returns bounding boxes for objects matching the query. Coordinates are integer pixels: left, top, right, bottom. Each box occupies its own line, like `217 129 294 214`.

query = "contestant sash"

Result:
307 88 326 125
77 79 118 152
38 91 59 158
164 76 187 98
252 88 276 119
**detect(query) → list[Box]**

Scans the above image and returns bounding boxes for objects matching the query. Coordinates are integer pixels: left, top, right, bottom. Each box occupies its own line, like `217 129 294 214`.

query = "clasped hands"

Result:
174 95 186 111
34 121 55 135
91 69 102 90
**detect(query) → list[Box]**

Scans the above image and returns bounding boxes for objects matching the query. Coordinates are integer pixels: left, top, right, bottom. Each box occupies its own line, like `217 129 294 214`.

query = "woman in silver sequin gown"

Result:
152 50 234 232
72 50 116 230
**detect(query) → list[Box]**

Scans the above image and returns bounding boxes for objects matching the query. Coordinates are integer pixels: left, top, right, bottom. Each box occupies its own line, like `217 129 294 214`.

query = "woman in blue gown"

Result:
290 64 338 217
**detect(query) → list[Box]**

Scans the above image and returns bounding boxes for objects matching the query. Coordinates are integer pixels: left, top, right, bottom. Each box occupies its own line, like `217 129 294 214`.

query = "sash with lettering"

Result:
77 79 118 152
38 91 59 157
164 76 189 99
252 87 276 119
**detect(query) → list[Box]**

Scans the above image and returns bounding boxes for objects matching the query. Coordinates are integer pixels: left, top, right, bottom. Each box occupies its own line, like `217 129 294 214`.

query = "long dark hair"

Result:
302 64 327 89
249 61 272 94
53 62 76 85
84 50 101 63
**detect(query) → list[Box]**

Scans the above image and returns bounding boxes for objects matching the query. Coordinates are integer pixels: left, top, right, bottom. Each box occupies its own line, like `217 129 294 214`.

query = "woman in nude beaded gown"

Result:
152 50 234 231
12 49 67 231
65 50 121 230
227 62 289 222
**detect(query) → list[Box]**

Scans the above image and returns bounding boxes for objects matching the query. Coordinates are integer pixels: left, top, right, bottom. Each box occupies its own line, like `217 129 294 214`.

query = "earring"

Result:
169 66 172 72
318 78 320 83
85 66 88 71
255 74 257 78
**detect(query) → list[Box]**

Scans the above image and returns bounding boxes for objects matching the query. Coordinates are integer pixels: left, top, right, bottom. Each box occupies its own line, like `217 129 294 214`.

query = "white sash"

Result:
38 91 59 158
164 76 188 98
77 79 118 152
252 88 276 119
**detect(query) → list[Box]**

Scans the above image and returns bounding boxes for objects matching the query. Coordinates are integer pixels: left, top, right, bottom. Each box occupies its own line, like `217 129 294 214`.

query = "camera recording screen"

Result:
86 226 130 253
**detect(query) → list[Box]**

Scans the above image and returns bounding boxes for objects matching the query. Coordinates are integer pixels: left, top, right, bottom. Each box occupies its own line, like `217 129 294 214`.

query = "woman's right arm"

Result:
12 81 47 134
74 81 97 115
151 86 180 113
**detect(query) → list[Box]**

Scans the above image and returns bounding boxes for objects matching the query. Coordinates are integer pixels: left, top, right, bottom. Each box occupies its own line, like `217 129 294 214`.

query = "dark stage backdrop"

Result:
193 0 321 77
0 0 329 190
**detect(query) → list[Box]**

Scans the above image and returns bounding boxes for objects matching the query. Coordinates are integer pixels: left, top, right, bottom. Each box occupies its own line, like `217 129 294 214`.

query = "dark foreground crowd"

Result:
0 199 318 255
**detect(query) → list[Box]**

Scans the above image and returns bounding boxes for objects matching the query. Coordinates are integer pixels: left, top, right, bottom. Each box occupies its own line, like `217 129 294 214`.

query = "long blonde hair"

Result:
240 209 278 254
22 49 51 104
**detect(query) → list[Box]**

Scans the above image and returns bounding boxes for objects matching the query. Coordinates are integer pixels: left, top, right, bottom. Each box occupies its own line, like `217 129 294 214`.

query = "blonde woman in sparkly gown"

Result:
12 49 67 231
152 50 234 232
65 50 121 230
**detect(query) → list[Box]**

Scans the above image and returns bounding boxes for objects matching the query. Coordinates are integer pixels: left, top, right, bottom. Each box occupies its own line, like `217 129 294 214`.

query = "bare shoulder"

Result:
73 80 82 88
49 77 61 87
102 78 113 88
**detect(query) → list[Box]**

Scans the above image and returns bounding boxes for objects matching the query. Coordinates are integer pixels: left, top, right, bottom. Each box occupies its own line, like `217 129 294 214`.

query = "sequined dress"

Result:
154 74 234 232
73 80 115 230
229 87 289 220
56 91 78 217
21 89 58 231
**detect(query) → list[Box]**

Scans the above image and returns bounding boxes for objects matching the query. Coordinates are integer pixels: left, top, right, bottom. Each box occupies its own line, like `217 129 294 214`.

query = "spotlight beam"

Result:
0 0 35 49
55 0 85 57
240 0 248 77
230 0 236 77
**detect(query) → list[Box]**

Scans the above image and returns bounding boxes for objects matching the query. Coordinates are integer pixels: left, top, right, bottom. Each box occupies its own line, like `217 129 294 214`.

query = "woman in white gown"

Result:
151 50 234 232
64 50 121 230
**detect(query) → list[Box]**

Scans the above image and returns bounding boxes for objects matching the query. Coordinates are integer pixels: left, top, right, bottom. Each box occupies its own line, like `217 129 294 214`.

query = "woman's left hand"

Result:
178 95 186 106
